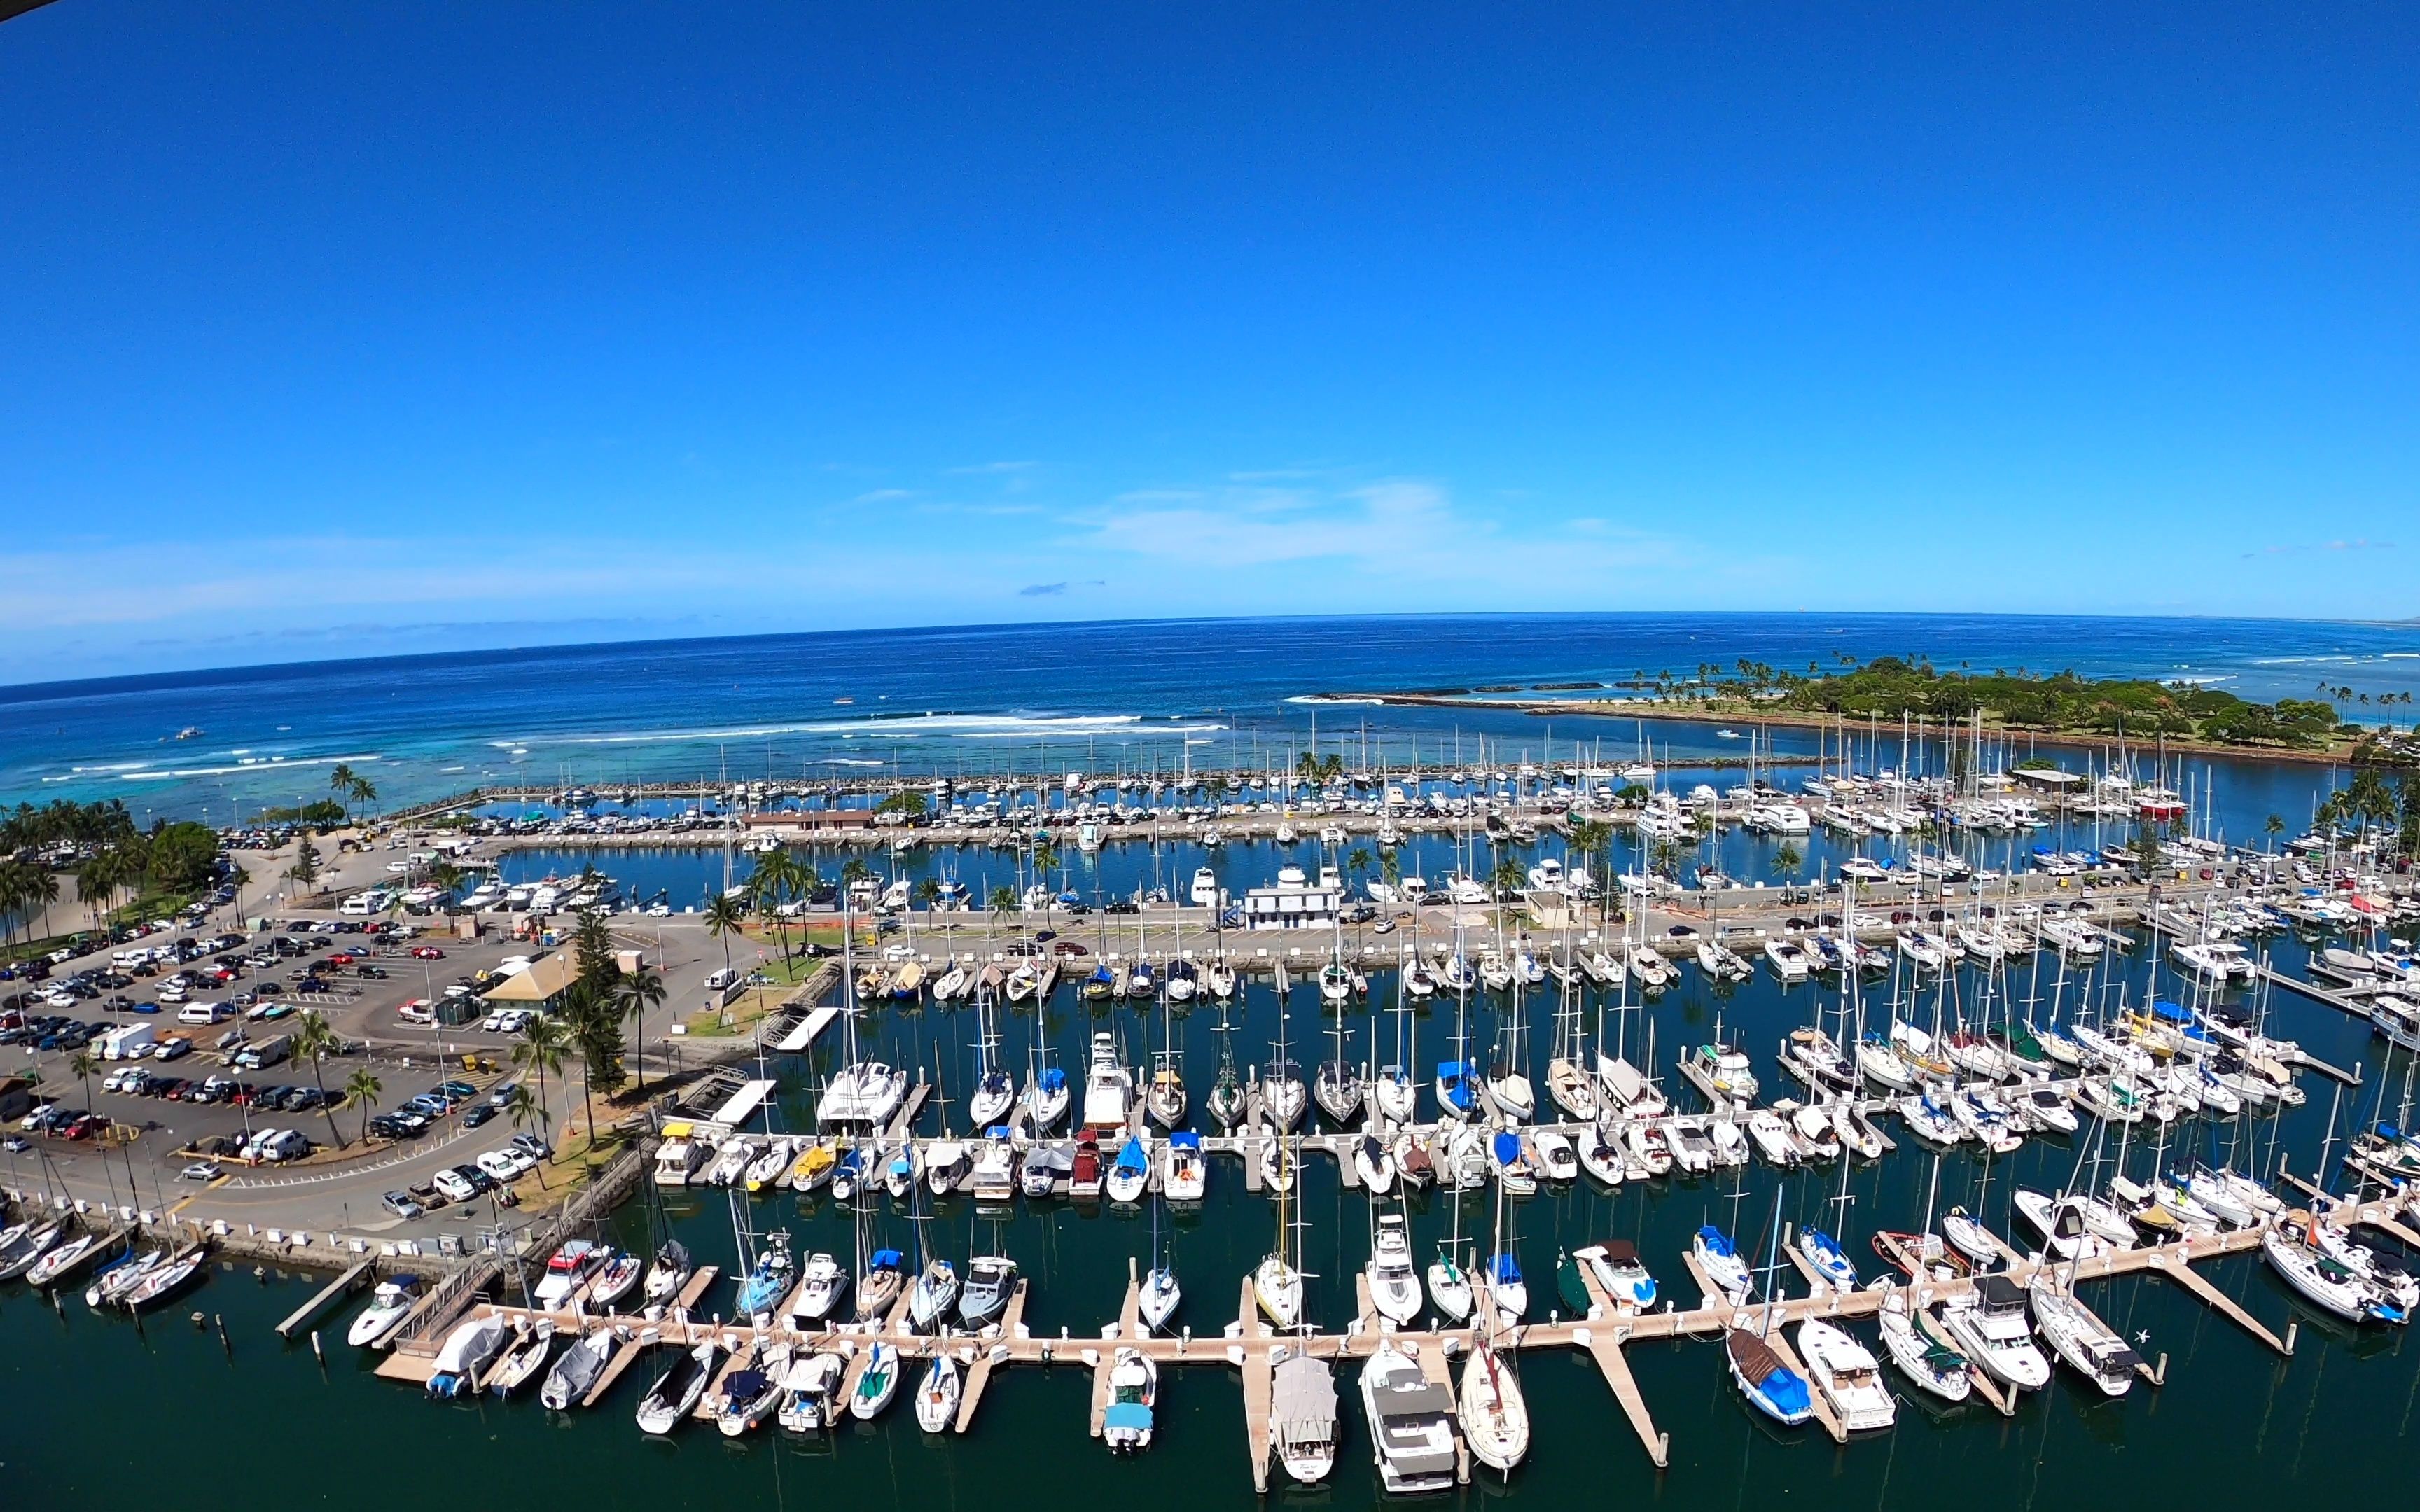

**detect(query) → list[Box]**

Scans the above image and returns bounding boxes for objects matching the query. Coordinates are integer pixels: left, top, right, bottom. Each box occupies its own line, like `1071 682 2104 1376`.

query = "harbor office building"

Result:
1242 874 1347 930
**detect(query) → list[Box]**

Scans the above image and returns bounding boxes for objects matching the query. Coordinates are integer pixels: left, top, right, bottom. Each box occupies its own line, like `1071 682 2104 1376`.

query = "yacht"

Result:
1102 1348 1158 1453
1082 1033 1133 1129
959 1255 1018 1328
2028 1276 2141 1395
1571 1240 1657 1310
1272 1352 1340 1483
1361 1342 1459 1494
347 1274 422 1348
1365 1212 1424 1324
1940 1275 2052 1390
786 1251 849 1326
1795 1317 1897 1430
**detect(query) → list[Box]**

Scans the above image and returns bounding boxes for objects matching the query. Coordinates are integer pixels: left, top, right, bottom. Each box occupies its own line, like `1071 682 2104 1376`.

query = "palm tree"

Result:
329 764 358 825
513 1013 571 1126
610 962 667 1094
1029 843 1059 905
341 1067 383 1145
503 1083 550 1188
349 775 378 820
988 883 1019 928
702 892 745 983
1346 848 1373 886
287 1007 345 1147
69 1046 99 1115
1771 842 1803 879
1490 856 1527 901
2264 813 2286 852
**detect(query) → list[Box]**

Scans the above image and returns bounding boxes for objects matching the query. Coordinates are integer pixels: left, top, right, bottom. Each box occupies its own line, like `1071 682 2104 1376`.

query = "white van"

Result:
176 1002 232 1026
703 967 739 991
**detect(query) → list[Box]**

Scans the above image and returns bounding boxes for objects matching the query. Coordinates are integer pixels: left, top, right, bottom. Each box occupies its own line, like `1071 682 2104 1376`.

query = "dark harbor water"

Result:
10 927 2420 1505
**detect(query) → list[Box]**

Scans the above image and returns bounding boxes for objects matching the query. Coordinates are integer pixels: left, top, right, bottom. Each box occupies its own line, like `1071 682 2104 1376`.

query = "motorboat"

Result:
2027 1277 2140 1396
1082 1032 1133 1129
924 1138 972 1198
789 1251 850 1326
1571 1240 1657 1310
347 1274 422 1348
959 1255 1017 1328
1796 1317 1897 1431
1102 1348 1158 1452
1940 1274 2051 1390
1272 1352 1340 1483
1162 1130 1208 1201
776 1350 846 1432
1071 1135 1105 1200
427 1312 510 1399
1365 1212 1424 1324
1361 1342 1459 1494
2012 1190 2108 1262
736 1233 795 1320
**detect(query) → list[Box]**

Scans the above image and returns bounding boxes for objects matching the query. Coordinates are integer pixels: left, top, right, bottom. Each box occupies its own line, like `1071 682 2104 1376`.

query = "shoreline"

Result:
1314 691 2369 769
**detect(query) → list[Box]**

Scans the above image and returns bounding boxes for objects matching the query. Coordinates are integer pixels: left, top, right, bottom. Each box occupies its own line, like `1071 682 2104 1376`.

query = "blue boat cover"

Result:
1040 1068 1066 1091
1115 1138 1148 1172
1491 1252 1523 1284
870 1249 903 1269
1169 1130 1203 1150
1104 1401 1153 1431
2151 1000 2192 1023
1697 1225 1735 1256
1758 1364 1812 1415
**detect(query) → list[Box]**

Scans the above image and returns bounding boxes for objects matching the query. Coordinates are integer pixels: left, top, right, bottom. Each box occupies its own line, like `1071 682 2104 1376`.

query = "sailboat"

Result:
1726 1193 1815 1426
1460 1327 1531 1474
1253 1135 1307 1329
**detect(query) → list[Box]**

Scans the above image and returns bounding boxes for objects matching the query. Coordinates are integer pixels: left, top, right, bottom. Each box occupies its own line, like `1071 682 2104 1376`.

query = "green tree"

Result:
988 883 1020 926
288 1007 345 1148
1771 842 1803 878
609 961 667 1094
286 834 321 889
341 1067 384 1145
329 763 358 824
503 1082 551 1186
702 892 744 982
145 820 220 891
511 1014 571 1125
2263 813 2285 852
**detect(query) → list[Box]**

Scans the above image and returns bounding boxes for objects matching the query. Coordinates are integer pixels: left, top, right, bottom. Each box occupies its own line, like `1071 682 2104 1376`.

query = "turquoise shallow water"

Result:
6 610 2413 821
10 929 2420 1504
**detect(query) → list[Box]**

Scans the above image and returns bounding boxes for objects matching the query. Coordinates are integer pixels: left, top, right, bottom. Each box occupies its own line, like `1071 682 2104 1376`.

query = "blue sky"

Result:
2 3 2415 680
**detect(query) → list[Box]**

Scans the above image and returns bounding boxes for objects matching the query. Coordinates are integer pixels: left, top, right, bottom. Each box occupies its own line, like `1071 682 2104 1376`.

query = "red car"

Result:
62 1114 106 1141
410 946 445 960
327 952 357 966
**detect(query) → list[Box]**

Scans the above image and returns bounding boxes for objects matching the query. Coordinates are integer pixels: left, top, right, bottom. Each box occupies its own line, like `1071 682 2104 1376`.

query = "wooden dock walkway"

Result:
277 1257 377 1338
954 1278 1027 1432
1090 1265 1144 1436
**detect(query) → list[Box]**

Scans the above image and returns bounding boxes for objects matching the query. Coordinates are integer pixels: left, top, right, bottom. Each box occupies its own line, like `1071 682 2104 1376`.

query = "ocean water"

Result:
1 612 2412 823
9 931 2420 1506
